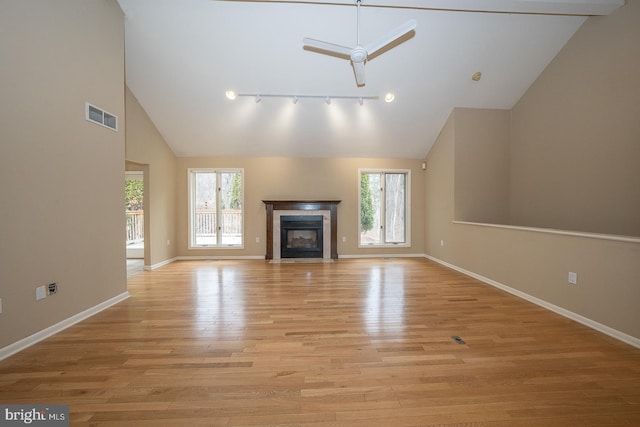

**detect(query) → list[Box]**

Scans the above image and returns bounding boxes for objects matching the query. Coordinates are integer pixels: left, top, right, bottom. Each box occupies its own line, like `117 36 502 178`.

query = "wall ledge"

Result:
453 221 640 244
425 254 640 349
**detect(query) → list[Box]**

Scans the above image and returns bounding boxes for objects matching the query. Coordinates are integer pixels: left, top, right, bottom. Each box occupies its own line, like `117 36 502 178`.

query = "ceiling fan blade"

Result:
303 37 353 57
364 19 417 56
352 60 366 86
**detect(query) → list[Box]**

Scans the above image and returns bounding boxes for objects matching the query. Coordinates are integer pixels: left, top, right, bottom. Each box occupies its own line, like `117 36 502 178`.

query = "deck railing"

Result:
126 210 242 245
196 210 242 236
126 210 144 244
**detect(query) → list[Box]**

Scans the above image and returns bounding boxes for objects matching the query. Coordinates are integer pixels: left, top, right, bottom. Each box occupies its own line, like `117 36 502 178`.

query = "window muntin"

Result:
359 169 410 247
189 169 243 248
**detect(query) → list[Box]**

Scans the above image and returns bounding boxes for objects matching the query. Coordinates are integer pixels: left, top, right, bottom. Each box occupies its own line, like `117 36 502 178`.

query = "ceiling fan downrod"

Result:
356 0 362 46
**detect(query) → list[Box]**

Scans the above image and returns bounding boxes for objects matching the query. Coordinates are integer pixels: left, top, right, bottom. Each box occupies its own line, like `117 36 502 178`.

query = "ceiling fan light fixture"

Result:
384 92 395 103
225 90 237 100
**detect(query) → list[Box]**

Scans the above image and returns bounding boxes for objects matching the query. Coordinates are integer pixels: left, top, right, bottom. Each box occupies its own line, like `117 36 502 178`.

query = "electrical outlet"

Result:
0 297 3 314
342 236 347 243
166 239 171 246
36 285 46 301
440 240 445 247
48 283 58 295
568 272 578 285
256 236 260 243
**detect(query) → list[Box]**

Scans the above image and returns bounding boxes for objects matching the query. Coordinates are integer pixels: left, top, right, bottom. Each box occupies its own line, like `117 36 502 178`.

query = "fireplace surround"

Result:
263 200 340 260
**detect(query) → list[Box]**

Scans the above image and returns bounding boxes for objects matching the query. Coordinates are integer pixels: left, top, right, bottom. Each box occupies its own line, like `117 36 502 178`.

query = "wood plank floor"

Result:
1 258 639 426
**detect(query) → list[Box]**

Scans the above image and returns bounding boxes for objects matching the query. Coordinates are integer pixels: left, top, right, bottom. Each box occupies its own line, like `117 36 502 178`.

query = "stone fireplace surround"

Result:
263 200 340 260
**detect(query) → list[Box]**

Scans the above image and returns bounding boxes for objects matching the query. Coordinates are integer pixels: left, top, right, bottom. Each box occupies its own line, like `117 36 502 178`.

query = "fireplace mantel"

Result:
263 200 341 260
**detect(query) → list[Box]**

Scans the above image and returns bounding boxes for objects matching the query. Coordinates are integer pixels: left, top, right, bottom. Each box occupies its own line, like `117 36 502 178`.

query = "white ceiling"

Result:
118 0 621 159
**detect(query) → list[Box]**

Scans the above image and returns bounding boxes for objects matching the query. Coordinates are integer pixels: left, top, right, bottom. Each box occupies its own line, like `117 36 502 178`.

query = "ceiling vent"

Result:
85 102 118 131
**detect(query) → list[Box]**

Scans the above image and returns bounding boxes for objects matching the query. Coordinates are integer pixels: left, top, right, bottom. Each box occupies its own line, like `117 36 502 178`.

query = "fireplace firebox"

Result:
280 215 323 258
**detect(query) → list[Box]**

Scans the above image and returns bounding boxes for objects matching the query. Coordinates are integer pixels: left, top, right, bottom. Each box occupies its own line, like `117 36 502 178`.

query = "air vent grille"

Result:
85 102 118 131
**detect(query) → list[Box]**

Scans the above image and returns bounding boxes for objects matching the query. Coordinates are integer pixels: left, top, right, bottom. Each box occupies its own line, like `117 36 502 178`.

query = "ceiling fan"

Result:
303 0 416 87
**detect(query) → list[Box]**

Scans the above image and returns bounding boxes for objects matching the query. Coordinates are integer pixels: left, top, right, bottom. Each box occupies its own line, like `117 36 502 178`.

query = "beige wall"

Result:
425 114 456 257
0 1 126 348
175 157 425 258
125 88 177 267
509 0 640 237
454 108 511 224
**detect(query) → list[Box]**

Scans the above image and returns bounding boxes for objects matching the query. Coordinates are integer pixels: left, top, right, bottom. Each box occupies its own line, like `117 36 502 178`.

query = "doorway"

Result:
125 170 144 276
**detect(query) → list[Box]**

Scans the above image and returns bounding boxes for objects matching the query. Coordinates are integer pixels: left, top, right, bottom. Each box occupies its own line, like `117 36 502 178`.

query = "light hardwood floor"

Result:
1 258 639 426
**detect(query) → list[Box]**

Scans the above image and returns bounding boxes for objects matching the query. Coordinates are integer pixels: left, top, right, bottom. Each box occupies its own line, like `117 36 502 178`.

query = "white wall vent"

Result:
85 102 118 131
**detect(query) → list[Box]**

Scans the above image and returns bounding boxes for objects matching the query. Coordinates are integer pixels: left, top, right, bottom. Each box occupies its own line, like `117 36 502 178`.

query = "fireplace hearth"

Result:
280 215 323 258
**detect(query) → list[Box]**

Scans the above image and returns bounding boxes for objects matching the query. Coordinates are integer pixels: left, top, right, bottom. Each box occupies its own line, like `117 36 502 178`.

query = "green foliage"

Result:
125 179 144 211
229 173 242 209
360 174 374 232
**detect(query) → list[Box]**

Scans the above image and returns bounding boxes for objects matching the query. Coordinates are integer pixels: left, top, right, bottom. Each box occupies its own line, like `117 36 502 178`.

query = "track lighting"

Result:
224 90 379 104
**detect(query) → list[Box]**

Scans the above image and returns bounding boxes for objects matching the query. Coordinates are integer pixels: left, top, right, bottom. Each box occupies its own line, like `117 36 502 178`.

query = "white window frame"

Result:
188 168 244 250
358 168 411 248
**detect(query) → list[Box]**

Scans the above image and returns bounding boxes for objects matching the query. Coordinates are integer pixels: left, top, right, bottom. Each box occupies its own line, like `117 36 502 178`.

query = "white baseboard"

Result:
339 253 425 259
0 291 130 361
425 255 640 349
145 257 178 271
177 255 265 261
155 254 424 264
146 255 260 270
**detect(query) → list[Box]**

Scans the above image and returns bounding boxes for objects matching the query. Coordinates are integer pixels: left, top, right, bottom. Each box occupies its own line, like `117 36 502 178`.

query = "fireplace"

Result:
263 200 341 260
280 215 323 258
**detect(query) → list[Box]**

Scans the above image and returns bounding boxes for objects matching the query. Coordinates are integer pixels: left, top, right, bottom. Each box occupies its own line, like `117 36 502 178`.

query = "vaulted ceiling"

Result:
118 0 622 159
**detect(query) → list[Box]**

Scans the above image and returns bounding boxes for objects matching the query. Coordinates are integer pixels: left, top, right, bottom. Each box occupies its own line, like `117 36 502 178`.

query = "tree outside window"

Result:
359 170 410 246
125 179 143 211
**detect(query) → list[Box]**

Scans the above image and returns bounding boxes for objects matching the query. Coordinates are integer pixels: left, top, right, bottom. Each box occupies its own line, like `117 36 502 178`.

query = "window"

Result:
189 169 243 248
359 169 410 247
